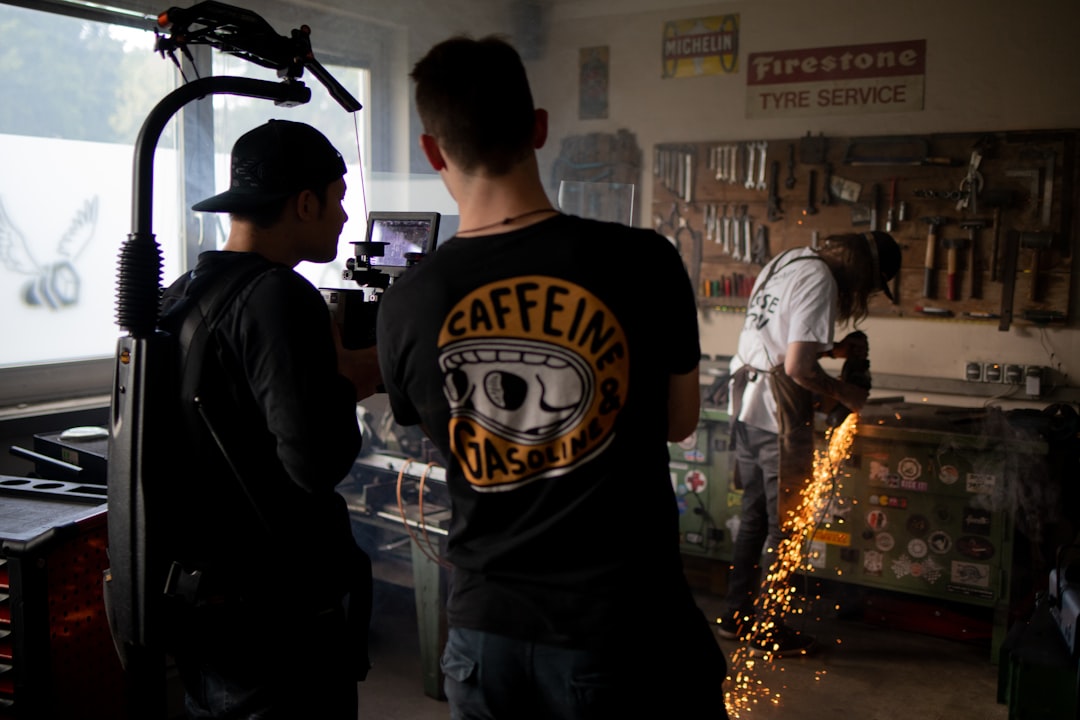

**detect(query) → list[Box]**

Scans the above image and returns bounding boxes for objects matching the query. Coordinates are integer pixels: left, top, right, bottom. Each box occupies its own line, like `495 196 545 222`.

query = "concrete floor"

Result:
359 577 1013 720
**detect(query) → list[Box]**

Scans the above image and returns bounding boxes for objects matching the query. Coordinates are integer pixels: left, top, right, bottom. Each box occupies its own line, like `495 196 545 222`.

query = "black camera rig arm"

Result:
155 1 362 113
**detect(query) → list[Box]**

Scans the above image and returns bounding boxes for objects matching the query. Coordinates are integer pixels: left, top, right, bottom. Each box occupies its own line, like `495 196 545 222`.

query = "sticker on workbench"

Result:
863 550 883 575
956 536 995 560
874 532 895 553
899 477 928 492
684 470 707 494
951 560 991 588
869 494 908 509
812 529 851 547
867 509 888 531
965 473 996 494
868 459 891 485
677 432 698 450
928 530 953 554
807 540 827 569
897 457 921 480
907 538 928 559
906 514 930 537
921 556 943 583
891 554 913 579
962 507 992 536
938 464 960 485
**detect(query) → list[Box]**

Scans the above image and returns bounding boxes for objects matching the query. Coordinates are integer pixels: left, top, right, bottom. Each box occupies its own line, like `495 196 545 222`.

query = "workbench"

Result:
341 452 450 700
675 398 1051 659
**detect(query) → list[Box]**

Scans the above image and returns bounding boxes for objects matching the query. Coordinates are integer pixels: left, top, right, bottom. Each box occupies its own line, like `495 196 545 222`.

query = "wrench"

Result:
744 142 757 190
731 207 744 261
720 204 732 254
728 144 738 185
755 141 768 190
741 207 753 259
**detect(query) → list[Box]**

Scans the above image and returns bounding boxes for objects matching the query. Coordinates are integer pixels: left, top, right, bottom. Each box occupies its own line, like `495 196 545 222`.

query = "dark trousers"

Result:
441 608 729 719
724 420 784 617
170 602 359 719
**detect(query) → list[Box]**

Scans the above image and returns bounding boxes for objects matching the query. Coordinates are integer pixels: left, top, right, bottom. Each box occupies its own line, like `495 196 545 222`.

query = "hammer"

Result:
1020 231 1053 301
942 236 968 302
960 219 989 299
920 216 950 298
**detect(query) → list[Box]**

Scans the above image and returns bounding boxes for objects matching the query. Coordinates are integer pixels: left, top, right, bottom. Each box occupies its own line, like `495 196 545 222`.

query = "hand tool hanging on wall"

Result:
998 230 1020 331
843 136 956 166
885 178 897 231
1041 149 1056 227
767 161 783 221
960 218 989 299
752 224 771 265
799 131 827 165
755 141 769 191
744 142 757 190
1020 231 1053 302
943 236 967 301
820 162 833 206
980 189 1017 282
869 182 881 230
956 150 984 213
920 216 949 299
785 144 796 189
803 170 818 217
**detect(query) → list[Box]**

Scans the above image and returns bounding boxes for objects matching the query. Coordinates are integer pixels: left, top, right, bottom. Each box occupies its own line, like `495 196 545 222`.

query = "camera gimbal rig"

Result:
106 3 360 714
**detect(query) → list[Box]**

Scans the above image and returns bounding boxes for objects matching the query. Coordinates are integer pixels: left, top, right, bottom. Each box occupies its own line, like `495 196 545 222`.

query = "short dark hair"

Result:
230 183 331 229
411 35 536 175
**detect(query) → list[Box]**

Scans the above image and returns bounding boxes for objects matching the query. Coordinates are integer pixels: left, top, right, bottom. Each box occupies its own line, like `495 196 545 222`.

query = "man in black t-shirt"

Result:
160 120 379 719
377 36 729 719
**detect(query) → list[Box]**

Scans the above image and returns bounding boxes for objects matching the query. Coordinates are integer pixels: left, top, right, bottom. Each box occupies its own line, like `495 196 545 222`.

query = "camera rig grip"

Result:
155 0 362 112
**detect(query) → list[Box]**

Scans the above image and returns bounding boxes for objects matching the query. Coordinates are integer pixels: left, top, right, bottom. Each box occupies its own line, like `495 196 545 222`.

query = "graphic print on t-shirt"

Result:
437 275 629 492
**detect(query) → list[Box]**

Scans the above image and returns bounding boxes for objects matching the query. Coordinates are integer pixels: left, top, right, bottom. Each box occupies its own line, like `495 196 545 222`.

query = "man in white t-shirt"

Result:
719 231 901 656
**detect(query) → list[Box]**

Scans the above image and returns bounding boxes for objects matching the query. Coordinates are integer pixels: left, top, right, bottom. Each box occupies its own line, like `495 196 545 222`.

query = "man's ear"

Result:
294 189 320 220
419 133 446 171
532 108 548 150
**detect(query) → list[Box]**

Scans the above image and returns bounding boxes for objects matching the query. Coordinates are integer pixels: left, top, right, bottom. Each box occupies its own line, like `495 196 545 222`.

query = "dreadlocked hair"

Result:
818 233 880 326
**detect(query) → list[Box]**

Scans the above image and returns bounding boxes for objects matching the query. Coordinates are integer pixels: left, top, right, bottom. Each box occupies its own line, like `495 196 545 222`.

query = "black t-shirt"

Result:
161 250 363 609
377 214 701 645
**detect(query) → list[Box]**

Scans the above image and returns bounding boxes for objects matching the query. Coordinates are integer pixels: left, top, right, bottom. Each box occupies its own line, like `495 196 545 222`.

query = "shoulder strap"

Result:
175 260 277 535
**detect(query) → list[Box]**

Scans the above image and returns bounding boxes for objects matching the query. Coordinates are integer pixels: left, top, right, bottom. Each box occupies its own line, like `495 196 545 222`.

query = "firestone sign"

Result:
746 39 926 118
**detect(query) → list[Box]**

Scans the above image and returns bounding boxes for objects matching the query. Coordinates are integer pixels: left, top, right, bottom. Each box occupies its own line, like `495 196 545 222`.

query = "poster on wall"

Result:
746 39 926 118
661 15 738 79
579 46 609 119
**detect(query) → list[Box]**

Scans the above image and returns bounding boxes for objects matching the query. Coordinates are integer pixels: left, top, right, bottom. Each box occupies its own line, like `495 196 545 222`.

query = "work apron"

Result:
729 362 814 532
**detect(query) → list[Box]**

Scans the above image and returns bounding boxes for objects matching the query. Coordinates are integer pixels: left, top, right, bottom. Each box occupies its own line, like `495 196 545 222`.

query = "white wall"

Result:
529 0 1080 409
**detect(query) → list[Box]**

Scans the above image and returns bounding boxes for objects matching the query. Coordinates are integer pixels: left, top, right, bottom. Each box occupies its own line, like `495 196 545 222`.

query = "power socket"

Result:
1004 364 1025 384
1025 366 1045 398
984 362 1003 383
965 362 983 382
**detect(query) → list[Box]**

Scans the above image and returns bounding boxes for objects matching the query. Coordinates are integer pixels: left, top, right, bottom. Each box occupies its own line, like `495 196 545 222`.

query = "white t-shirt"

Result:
729 247 837 433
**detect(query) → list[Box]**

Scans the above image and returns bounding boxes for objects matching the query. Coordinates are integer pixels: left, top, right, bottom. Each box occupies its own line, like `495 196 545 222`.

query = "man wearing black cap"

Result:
718 231 901 656
158 119 377 718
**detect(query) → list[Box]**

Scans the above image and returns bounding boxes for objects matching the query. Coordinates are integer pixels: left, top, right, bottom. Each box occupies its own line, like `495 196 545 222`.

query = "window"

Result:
0 0 455 409
0 2 179 374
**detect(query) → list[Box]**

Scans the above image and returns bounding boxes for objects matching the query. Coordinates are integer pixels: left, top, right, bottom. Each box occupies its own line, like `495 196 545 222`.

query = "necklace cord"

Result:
456 207 559 235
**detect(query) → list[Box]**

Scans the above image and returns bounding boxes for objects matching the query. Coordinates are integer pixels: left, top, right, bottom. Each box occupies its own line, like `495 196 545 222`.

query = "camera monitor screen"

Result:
364 211 441 272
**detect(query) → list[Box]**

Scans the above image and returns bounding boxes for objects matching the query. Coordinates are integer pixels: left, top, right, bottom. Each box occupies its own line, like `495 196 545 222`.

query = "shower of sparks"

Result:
723 413 859 718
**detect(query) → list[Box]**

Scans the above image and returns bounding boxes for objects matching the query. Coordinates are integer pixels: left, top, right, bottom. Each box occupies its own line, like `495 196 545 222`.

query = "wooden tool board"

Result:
651 129 1077 327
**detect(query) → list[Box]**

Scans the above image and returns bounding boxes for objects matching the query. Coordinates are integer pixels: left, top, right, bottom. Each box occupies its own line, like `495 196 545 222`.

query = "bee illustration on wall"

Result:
0 195 99 309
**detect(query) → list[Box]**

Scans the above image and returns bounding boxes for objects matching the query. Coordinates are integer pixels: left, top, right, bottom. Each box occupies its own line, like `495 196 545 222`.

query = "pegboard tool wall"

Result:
652 129 1077 327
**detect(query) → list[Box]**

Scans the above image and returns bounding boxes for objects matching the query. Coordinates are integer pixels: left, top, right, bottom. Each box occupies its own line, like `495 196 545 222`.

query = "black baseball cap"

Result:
864 231 901 301
192 120 347 213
